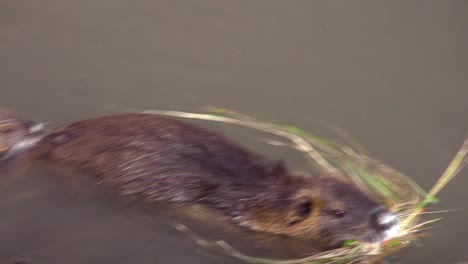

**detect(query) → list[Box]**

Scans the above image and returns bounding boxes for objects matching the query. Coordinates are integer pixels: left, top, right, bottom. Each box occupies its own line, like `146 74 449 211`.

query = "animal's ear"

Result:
269 160 287 176
287 196 315 226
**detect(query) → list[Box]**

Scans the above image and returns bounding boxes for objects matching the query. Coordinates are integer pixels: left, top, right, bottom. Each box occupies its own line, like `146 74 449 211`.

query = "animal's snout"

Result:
370 208 400 240
371 209 397 231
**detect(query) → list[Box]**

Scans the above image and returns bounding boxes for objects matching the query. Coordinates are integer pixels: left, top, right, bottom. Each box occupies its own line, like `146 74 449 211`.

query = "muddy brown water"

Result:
1 1 467 263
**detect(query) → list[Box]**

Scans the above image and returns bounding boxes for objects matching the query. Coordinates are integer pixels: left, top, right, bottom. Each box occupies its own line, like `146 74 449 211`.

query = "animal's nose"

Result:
370 208 399 232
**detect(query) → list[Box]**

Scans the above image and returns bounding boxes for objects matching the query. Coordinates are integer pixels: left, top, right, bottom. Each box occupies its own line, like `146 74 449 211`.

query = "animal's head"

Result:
283 175 399 246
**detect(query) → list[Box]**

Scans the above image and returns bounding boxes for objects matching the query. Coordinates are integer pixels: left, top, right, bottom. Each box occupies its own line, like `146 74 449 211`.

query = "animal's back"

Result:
36 113 283 202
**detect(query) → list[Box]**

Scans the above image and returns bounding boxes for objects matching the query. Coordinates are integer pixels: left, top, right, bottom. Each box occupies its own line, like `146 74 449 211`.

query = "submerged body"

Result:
0 109 399 245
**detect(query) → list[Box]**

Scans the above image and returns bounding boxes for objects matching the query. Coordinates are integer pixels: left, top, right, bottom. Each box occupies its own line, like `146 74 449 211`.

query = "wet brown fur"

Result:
0 109 387 245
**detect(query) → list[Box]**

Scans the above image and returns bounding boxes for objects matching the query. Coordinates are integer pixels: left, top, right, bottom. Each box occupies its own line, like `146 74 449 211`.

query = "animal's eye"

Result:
288 199 314 227
298 201 313 217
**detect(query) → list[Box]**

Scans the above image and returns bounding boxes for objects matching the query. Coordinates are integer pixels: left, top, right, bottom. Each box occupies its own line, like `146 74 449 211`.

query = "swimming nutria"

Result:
0 108 399 245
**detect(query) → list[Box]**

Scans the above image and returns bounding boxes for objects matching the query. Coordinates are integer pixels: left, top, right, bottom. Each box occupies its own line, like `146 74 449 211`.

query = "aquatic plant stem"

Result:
402 136 468 227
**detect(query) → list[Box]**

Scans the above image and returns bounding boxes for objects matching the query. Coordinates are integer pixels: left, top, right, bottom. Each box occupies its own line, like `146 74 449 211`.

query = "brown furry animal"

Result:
0 109 399 245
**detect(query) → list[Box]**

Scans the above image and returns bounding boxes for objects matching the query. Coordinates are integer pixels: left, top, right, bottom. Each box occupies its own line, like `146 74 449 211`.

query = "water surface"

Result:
1 1 467 263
